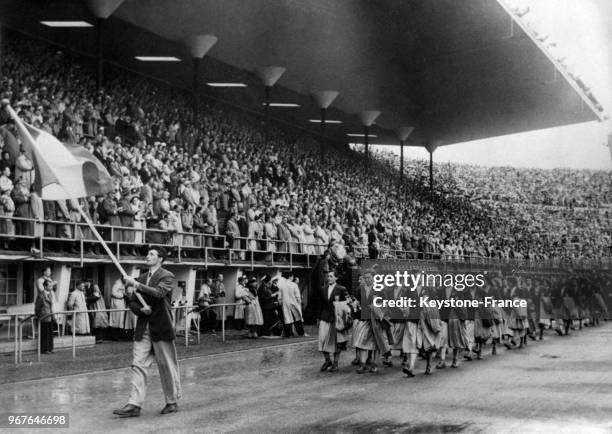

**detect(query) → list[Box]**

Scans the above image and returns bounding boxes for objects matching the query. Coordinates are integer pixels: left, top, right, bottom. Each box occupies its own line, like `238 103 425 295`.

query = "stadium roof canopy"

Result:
0 0 606 147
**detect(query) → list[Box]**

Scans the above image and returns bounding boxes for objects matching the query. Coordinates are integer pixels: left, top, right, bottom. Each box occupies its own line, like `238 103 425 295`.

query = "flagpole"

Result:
74 203 150 309
3 101 150 309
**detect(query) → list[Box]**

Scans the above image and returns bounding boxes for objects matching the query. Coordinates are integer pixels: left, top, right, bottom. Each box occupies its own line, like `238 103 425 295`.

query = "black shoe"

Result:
369 364 379 373
382 358 393 367
402 367 415 377
160 403 178 415
356 364 369 374
320 360 332 372
351 358 361 366
113 404 141 418
329 362 339 372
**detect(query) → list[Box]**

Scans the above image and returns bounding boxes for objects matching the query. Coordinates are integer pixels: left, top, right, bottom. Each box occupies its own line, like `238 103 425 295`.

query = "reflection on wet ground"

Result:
1 325 612 433
297 422 473 434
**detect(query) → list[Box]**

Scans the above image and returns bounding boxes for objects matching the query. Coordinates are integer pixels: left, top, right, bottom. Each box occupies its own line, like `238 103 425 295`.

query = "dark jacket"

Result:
127 267 176 342
35 290 54 323
318 283 348 323
463 287 478 320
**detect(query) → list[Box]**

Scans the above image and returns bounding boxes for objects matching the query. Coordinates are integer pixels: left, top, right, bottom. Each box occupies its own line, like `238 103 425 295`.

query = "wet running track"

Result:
2 323 612 433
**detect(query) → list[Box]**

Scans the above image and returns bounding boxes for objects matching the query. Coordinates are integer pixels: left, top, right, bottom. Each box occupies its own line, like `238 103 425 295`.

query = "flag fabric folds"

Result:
13 120 113 200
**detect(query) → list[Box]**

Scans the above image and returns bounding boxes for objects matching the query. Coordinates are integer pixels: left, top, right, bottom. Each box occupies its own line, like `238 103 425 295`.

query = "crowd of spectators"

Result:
374 149 611 261
0 31 610 264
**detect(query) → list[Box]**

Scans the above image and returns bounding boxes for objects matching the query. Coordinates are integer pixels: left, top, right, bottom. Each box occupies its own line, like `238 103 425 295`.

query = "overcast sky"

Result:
377 0 612 170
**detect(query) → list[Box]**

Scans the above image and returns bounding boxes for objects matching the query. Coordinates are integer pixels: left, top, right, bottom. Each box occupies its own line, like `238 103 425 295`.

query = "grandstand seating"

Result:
0 30 610 268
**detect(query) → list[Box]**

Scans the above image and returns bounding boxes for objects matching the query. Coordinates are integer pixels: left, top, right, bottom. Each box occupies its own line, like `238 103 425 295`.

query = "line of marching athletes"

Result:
317 269 609 375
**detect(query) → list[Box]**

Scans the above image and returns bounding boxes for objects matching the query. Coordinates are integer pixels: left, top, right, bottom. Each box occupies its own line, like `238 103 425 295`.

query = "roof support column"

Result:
425 142 439 196
256 67 286 148
192 57 200 123
396 127 414 188
184 34 218 124
85 0 125 92
0 24 3 78
359 110 380 173
96 18 103 92
429 150 433 194
312 91 338 162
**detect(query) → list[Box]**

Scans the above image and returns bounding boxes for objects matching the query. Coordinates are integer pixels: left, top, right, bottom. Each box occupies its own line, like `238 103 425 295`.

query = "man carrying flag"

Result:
114 247 182 417
1 100 179 417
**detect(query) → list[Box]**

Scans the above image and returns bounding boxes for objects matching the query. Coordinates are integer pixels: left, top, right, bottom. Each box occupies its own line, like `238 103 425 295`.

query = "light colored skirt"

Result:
465 319 475 348
245 299 264 326
447 319 468 349
390 322 406 350
234 301 246 320
474 312 492 341
318 320 346 353
124 311 137 330
502 310 514 336
402 321 418 354
438 321 449 348
417 320 440 352
490 319 504 340
351 319 375 351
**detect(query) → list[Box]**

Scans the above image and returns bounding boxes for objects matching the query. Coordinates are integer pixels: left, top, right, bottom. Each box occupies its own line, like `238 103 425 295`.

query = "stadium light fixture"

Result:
263 103 300 107
41 21 93 27
135 56 181 62
206 82 247 87
347 133 377 138
309 119 342 124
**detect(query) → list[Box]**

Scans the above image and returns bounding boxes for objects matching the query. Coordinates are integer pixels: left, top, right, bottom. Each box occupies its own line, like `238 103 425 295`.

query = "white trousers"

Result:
128 326 182 408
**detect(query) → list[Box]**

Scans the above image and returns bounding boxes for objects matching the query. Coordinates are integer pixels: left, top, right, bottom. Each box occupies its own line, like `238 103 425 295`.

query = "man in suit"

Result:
318 270 348 373
113 247 181 418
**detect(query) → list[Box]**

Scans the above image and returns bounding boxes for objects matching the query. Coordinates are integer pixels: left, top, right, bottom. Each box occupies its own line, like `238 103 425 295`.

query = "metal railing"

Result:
12 302 240 364
1 312 30 365
1 215 611 269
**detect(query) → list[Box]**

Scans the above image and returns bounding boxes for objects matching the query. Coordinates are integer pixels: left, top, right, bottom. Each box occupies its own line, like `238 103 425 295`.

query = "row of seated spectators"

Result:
372 149 611 261
0 30 610 264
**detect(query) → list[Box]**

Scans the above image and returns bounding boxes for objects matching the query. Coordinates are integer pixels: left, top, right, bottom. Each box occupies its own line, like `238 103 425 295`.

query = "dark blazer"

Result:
35 291 54 323
127 267 176 342
463 287 478 320
318 283 348 323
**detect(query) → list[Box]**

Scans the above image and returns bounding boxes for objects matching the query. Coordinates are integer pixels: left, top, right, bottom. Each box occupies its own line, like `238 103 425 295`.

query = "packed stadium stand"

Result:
1 30 610 267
